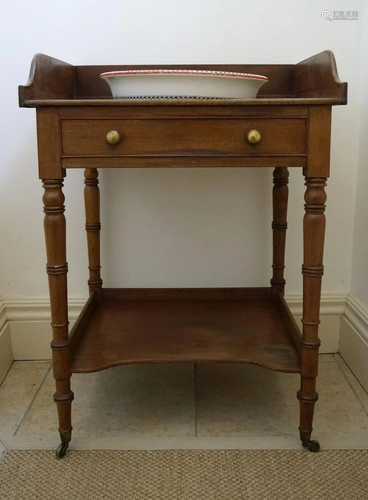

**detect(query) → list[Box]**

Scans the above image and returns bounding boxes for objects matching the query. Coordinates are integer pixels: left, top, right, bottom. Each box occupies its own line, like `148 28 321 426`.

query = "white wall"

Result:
0 0 362 299
351 3 368 306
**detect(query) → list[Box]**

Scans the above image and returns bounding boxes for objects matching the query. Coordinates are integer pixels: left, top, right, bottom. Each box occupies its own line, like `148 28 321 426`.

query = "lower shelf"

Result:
70 288 301 374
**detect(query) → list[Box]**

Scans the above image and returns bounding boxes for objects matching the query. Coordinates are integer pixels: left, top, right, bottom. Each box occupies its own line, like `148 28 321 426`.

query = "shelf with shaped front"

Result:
69 287 301 374
18 49 347 458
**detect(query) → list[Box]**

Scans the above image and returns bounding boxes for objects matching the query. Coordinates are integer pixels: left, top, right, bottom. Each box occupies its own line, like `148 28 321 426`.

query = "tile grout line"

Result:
333 354 368 419
13 363 53 436
0 449 9 465
0 439 10 464
194 363 198 437
0 360 15 387
335 353 368 397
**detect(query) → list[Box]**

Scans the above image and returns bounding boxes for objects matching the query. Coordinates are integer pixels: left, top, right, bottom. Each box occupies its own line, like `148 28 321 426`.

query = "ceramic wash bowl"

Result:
100 69 268 99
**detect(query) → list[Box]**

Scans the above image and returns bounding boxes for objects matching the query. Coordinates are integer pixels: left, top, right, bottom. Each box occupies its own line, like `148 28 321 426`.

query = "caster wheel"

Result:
56 442 69 459
303 440 320 453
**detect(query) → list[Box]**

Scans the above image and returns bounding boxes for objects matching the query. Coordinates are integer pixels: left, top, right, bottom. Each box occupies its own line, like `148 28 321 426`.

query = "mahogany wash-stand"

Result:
19 51 347 458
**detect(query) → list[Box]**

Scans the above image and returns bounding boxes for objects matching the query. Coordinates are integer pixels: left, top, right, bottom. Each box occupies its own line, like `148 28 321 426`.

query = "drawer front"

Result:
61 118 307 157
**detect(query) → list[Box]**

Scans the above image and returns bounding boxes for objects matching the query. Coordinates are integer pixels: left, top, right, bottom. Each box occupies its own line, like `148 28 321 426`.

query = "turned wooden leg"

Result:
298 177 326 452
271 167 289 297
84 169 102 297
43 179 73 458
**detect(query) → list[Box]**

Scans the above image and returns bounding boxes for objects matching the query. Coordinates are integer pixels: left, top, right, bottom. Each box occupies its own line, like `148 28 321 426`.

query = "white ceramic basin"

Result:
100 69 268 99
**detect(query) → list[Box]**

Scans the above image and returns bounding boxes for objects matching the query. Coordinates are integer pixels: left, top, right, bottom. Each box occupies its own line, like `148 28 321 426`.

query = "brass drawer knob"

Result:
247 129 261 145
106 130 121 145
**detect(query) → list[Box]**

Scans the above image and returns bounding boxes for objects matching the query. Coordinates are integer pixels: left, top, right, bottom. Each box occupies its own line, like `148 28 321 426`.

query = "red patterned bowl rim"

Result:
100 69 268 81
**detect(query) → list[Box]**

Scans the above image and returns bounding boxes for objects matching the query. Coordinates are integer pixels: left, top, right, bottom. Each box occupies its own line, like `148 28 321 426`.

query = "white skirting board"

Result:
7 314 341 360
0 323 13 384
0 300 13 382
339 294 368 393
0 292 346 381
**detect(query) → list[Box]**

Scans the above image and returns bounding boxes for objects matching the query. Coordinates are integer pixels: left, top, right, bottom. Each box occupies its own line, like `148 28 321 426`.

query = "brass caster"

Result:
303 439 320 452
55 442 69 459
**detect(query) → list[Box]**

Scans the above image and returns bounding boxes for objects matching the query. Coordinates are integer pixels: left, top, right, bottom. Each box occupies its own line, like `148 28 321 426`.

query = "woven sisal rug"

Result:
1 449 368 499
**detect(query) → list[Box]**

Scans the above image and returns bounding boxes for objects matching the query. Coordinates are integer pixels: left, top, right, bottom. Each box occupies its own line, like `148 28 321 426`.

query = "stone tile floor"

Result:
1 354 368 457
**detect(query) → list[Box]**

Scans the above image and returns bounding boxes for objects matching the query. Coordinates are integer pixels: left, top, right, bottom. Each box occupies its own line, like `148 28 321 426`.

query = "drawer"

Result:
61 118 307 157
